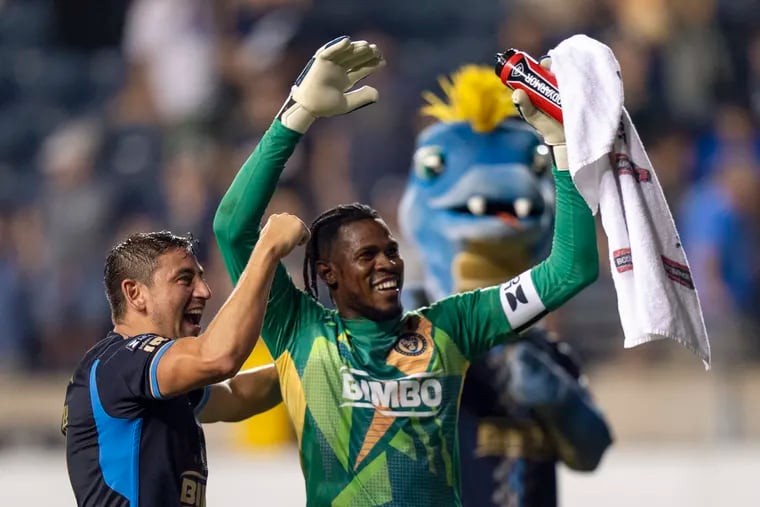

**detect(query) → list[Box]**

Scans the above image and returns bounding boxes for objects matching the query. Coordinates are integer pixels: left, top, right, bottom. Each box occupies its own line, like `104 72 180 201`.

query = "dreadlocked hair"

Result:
302 203 380 300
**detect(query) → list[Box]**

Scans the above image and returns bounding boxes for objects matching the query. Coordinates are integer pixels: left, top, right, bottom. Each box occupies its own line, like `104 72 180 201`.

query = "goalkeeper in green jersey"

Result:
213 36 598 507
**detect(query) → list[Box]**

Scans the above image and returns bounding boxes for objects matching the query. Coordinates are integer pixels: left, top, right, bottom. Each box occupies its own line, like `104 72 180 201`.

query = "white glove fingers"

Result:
512 86 566 147
343 48 382 74
539 56 553 71
318 36 352 61
346 56 385 84
343 85 379 112
512 89 538 119
334 41 371 66
283 36 382 128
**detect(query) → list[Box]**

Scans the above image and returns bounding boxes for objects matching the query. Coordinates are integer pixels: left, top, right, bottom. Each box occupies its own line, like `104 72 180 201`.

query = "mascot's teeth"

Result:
514 198 532 218
467 196 487 216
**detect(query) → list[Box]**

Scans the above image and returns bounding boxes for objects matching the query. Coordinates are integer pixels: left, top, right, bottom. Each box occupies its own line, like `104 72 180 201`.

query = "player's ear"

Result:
122 278 147 312
315 260 337 288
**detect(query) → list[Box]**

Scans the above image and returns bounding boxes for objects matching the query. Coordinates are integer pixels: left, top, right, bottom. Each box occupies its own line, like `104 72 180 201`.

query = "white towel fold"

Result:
548 34 711 369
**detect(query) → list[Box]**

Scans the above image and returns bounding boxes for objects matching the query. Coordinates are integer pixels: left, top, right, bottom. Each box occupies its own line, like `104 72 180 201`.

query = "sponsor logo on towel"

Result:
661 256 694 289
614 154 651 183
613 248 633 273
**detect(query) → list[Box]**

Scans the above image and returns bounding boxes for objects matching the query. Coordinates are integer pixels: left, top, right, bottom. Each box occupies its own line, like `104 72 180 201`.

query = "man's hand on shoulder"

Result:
277 35 385 133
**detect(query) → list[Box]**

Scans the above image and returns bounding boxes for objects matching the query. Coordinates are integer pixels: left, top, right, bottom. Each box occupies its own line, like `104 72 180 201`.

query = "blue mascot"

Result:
398 66 612 507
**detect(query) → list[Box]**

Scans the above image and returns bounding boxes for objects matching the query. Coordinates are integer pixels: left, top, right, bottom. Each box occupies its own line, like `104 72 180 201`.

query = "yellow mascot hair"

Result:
421 65 518 133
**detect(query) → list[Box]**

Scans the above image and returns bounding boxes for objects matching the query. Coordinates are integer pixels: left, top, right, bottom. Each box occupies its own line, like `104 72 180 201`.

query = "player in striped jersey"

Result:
64 215 308 507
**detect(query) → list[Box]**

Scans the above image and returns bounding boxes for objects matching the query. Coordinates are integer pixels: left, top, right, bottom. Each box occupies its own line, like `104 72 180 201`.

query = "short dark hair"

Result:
302 203 380 300
104 231 197 322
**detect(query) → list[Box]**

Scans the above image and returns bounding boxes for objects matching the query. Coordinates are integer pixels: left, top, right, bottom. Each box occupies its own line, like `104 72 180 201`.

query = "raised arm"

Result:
506 57 598 331
213 37 385 359
213 35 385 284
213 123 302 284
423 58 598 359
156 214 309 398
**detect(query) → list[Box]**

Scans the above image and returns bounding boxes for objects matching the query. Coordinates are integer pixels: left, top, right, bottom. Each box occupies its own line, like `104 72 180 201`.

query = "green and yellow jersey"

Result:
213 120 597 506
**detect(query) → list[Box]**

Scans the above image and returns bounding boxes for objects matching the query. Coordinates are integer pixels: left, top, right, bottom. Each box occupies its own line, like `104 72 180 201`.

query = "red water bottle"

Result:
495 48 563 125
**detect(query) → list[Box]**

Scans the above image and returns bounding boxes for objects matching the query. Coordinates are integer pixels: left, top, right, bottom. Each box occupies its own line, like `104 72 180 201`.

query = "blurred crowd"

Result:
0 0 758 373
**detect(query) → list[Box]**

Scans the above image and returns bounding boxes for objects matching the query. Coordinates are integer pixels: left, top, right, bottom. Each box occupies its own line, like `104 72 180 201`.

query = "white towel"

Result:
548 34 711 369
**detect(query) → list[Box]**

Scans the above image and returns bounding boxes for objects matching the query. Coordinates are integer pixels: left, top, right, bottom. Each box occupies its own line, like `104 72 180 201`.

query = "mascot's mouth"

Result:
449 195 543 227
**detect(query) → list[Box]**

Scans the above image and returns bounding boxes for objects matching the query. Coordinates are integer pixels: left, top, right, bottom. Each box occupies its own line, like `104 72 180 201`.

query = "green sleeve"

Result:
531 167 599 308
212 120 324 359
422 167 598 360
420 286 512 360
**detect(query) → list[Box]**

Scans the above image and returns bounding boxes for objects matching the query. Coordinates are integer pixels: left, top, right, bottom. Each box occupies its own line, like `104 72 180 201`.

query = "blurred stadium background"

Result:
0 0 759 505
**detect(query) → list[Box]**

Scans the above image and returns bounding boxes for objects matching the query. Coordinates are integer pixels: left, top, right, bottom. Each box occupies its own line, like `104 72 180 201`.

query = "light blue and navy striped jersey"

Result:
63 331 209 507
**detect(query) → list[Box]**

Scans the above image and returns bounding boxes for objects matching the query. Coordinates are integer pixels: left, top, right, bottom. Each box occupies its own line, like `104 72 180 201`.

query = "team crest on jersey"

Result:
394 332 427 356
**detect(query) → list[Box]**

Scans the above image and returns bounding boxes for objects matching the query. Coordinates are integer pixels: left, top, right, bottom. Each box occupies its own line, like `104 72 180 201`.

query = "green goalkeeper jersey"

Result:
213 121 597 506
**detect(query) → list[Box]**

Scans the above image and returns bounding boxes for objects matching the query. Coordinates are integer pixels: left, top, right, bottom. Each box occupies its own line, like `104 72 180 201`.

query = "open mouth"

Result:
183 309 203 327
372 278 400 292
450 195 544 226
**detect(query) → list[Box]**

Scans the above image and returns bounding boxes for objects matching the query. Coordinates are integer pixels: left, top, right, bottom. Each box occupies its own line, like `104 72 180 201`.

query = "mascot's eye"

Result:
532 144 552 175
413 146 445 180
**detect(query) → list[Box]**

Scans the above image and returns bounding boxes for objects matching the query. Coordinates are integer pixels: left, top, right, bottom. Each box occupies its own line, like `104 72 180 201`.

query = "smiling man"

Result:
63 213 309 507
214 37 599 506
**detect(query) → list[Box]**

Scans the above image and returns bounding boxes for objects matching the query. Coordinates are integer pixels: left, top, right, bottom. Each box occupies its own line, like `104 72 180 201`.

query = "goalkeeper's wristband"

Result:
276 90 316 134
552 144 569 171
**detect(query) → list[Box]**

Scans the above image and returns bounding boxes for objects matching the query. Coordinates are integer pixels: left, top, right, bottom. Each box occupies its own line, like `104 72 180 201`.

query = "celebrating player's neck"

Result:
335 299 403 322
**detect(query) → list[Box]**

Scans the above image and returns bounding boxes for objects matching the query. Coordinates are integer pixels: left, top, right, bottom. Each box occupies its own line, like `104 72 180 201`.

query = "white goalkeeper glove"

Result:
511 57 568 170
277 36 385 133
